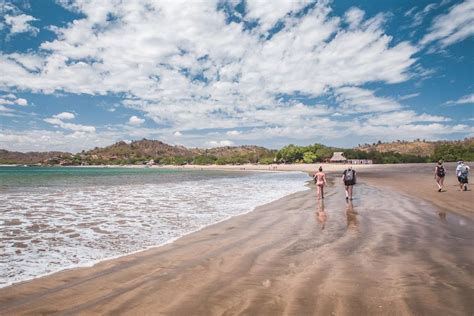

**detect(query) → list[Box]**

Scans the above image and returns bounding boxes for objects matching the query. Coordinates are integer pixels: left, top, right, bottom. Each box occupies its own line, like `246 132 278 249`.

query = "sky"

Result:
0 0 473 153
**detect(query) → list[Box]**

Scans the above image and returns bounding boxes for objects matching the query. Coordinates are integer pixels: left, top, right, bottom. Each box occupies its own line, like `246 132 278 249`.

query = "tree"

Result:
258 157 274 164
193 155 217 165
303 151 317 163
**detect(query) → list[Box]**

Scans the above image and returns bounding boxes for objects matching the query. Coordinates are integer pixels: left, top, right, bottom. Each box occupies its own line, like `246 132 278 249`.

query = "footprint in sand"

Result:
262 279 271 288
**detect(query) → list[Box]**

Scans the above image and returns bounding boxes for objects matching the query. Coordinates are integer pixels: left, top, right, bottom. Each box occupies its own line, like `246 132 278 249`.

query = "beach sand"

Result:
0 163 473 315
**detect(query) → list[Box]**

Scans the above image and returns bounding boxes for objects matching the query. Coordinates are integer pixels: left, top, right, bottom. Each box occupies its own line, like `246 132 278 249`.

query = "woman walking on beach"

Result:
434 160 446 192
342 166 356 200
313 166 327 200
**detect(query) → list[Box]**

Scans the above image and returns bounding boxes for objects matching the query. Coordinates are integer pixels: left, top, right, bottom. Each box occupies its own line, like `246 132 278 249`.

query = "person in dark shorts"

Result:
456 160 470 191
434 159 446 192
342 166 356 200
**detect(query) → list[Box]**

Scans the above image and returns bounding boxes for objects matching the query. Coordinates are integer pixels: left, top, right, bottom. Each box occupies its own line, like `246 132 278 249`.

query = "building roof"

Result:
330 152 347 161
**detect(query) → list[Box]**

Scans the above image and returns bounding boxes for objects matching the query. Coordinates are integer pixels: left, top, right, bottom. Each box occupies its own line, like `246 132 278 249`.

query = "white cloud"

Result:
366 110 451 126
335 87 402 113
0 98 13 105
350 122 474 143
4 14 39 35
0 93 28 106
44 114 96 133
245 0 309 32
5 53 44 71
398 93 420 100
53 112 75 120
344 7 365 29
421 0 474 47
226 130 241 136
445 93 474 105
0 0 417 132
206 140 234 147
0 128 112 152
15 98 27 106
173 131 182 136
128 115 145 126
408 2 443 28
0 105 15 112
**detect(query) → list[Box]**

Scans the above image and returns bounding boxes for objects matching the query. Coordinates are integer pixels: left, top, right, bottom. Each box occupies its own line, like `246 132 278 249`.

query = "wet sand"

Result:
1 165 473 315
357 162 473 217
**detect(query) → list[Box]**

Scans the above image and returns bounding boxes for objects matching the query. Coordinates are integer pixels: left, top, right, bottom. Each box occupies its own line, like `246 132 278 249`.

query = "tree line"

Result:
274 141 473 164
59 141 474 165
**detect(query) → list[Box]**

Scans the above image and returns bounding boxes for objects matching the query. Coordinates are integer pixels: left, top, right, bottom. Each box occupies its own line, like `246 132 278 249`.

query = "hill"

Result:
81 139 275 165
353 138 474 162
0 149 72 165
0 139 276 165
85 139 199 161
357 140 437 156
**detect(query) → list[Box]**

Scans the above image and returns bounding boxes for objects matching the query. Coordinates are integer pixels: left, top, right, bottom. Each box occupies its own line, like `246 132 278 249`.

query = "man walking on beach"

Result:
456 160 470 191
342 166 356 200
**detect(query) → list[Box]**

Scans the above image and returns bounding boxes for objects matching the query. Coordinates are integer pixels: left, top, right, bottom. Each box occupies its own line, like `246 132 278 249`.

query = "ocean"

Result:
0 166 308 288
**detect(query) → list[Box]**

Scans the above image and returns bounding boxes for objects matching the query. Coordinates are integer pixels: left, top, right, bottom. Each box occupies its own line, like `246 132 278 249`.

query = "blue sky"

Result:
0 0 473 152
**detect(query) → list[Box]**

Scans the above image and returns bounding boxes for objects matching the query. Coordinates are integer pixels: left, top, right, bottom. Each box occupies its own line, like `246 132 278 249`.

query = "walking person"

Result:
313 166 327 200
434 159 446 192
456 160 470 191
342 166 356 200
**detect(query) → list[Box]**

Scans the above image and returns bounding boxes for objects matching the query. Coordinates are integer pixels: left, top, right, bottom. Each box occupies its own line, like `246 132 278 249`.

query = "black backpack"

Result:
344 169 354 182
437 166 445 177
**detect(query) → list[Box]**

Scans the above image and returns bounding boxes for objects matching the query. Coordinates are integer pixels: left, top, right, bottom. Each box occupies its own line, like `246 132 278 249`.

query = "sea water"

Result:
0 166 308 287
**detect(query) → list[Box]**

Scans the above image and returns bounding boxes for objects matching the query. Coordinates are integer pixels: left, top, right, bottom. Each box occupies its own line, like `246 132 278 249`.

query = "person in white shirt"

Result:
455 160 470 191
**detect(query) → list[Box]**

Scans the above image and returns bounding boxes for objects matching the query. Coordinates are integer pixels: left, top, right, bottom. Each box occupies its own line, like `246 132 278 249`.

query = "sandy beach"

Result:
0 163 473 315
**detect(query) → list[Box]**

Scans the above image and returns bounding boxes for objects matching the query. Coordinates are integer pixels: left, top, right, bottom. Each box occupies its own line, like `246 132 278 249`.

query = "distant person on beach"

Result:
316 200 327 230
456 160 470 191
434 159 446 192
342 166 356 200
313 166 327 200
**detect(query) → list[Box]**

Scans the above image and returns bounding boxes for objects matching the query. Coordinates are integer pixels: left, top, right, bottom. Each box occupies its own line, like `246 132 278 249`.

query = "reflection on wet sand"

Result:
345 200 359 231
316 200 327 230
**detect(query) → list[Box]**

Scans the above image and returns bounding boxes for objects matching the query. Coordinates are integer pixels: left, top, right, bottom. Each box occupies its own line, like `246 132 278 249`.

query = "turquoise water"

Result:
0 166 245 188
0 166 308 287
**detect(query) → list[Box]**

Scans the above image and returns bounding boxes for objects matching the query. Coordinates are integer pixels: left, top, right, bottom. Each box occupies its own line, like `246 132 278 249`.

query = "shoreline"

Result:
0 170 310 290
0 186 311 290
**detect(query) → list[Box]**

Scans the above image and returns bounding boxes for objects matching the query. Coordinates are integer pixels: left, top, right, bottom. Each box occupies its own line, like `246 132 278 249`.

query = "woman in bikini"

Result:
313 166 327 200
434 159 446 192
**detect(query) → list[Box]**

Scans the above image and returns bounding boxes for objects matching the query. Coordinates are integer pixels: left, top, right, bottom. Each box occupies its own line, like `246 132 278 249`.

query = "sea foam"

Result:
0 170 308 287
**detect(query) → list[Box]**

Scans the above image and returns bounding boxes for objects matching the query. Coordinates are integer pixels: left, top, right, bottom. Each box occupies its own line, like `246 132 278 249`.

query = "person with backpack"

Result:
456 160 470 191
313 166 327 200
434 159 446 192
342 166 356 200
